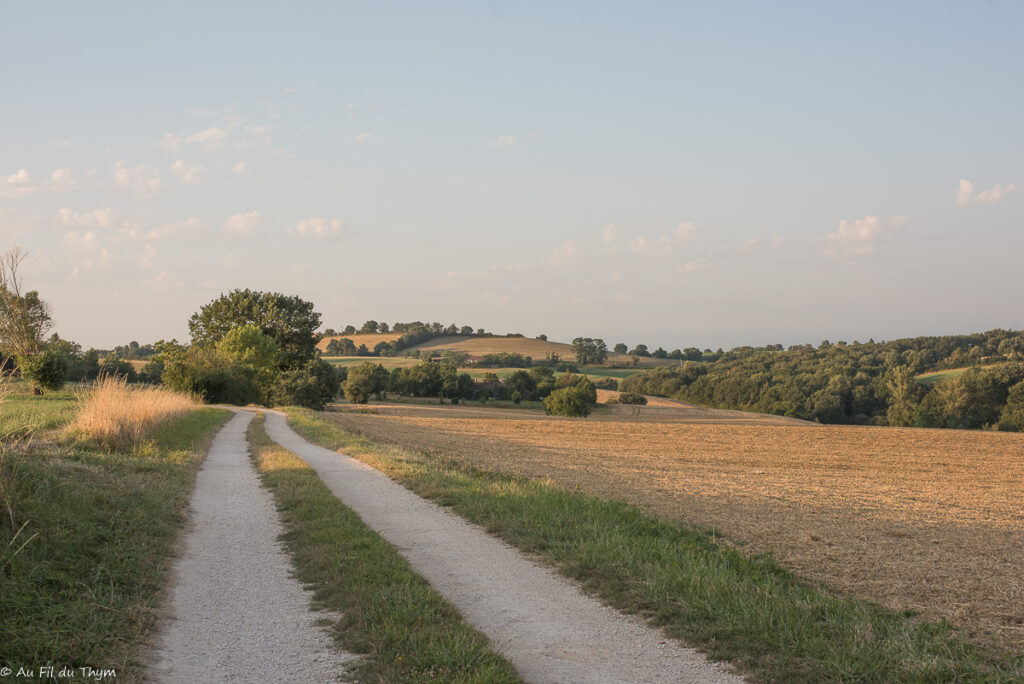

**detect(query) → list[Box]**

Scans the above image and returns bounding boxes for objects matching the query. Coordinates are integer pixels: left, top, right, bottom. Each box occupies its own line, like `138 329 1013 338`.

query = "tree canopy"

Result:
188 289 320 369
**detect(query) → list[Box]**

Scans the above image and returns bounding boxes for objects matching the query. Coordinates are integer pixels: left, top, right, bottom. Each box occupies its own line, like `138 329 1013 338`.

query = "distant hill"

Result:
316 332 403 352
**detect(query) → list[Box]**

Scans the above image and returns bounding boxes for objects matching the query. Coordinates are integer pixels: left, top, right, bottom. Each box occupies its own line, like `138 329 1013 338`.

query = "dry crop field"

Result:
321 397 1024 652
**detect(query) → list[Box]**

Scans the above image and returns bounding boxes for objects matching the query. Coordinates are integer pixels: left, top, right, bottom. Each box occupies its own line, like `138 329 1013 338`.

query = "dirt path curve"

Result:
150 411 354 683
262 410 743 684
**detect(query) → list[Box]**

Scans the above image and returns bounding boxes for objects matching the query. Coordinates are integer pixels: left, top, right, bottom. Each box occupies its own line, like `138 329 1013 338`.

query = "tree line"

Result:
619 330 1024 430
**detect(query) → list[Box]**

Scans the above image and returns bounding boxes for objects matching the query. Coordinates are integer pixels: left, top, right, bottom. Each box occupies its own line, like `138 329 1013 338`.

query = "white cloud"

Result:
113 161 162 197
170 159 203 184
231 161 247 175
159 132 184 150
46 168 81 191
59 207 118 229
121 216 205 242
549 240 578 265
675 222 696 241
488 134 517 149
226 211 261 236
602 224 621 244
290 217 345 238
137 244 157 269
350 132 374 143
824 215 907 258
51 139 73 148
956 178 1019 206
1 169 37 198
186 126 228 149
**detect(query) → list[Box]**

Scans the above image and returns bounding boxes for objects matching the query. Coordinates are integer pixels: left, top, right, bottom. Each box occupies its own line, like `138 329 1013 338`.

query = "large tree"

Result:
571 337 608 365
188 289 320 369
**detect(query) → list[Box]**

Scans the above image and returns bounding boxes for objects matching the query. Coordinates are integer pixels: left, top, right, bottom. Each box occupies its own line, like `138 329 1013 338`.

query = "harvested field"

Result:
406 335 677 368
320 400 1024 653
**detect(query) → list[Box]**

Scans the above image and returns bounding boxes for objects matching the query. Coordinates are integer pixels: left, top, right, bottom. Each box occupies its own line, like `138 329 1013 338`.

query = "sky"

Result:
1 1 1022 351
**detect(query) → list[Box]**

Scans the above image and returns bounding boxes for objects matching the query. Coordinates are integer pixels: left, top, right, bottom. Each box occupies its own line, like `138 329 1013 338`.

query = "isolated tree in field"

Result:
885 365 918 427
572 337 608 365
342 324 356 335
360 320 379 334
343 362 382 404
379 322 390 333
613 343 627 354
188 289 320 369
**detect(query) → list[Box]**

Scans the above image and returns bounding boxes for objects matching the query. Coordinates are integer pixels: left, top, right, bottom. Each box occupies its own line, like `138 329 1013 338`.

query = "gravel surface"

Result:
149 411 355 683
263 410 744 684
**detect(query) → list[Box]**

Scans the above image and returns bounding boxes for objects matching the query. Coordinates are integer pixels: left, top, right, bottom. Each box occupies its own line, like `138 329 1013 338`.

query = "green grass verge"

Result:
0 405 232 680
284 408 1024 683
0 385 80 438
247 414 520 683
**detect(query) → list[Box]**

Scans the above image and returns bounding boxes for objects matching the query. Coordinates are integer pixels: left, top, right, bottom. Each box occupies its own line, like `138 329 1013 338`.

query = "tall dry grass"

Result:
73 376 199 448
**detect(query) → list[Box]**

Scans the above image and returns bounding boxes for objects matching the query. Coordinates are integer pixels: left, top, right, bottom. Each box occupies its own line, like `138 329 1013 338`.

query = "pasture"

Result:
318 398 1024 654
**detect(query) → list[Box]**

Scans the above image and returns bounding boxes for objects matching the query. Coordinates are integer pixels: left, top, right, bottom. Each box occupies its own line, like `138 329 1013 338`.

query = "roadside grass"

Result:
285 408 1024 683
0 398 231 681
247 414 520 684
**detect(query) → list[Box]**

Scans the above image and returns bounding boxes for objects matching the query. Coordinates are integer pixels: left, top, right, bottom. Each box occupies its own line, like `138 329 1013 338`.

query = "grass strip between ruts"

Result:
0 406 232 682
284 407 1024 683
247 413 520 684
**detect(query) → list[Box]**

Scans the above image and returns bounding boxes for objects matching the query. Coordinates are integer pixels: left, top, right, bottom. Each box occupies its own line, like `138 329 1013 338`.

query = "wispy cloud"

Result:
549 240 578 265
488 134 517 149
823 215 908 258
159 118 272 151
956 178 1019 206
113 162 162 197
231 161 247 175
226 211 261 236
170 159 204 184
289 217 345 238
350 131 374 143
59 207 119 229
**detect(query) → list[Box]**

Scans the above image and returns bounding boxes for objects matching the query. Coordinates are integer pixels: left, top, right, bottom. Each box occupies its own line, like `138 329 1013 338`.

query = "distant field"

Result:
321 400 1024 653
316 332 404 352
322 356 419 370
914 364 1008 386
406 335 575 359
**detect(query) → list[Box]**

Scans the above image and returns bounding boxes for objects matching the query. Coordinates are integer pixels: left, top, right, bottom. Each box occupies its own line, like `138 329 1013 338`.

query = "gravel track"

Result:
149 411 354 683
262 410 743 684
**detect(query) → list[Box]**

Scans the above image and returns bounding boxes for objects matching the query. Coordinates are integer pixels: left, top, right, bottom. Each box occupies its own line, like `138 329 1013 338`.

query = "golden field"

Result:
321 399 1024 652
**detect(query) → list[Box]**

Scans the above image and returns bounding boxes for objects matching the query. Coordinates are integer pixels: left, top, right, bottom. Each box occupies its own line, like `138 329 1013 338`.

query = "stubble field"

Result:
321 399 1024 653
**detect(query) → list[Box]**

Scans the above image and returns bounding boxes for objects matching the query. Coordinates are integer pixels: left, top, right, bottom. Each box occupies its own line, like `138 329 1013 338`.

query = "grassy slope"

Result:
284 408 1024 683
0 398 231 680
248 415 519 683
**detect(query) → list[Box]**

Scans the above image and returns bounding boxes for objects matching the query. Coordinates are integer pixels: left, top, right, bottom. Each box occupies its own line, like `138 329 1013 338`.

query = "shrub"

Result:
543 386 592 417
97 359 138 383
594 377 619 390
18 348 69 391
162 348 261 405
272 360 340 410
616 392 647 405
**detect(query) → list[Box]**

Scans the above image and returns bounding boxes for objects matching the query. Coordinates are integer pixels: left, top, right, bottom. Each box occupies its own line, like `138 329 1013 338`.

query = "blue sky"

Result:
2 1 1022 350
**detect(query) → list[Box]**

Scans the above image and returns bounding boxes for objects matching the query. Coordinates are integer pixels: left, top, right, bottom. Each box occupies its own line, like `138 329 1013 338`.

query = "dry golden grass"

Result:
73 376 199 448
322 400 1024 652
316 332 404 352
